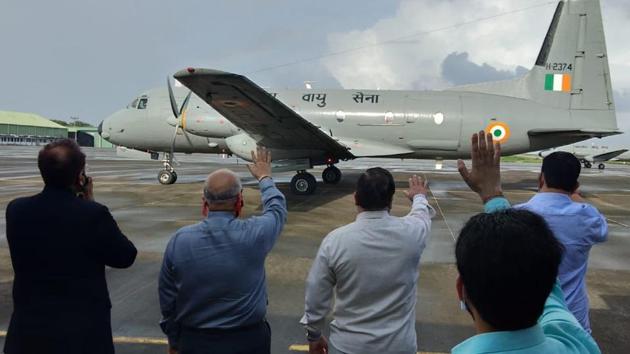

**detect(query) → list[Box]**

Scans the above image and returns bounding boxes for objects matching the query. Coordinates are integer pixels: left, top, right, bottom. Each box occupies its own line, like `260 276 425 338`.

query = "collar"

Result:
42 185 75 198
355 209 389 221
452 324 546 354
205 211 236 219
531 192 572 202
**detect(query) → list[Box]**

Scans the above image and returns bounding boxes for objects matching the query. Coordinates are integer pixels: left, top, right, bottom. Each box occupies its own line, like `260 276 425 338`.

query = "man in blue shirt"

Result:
514 152 607 332
452 131 601 353
159 147 287 354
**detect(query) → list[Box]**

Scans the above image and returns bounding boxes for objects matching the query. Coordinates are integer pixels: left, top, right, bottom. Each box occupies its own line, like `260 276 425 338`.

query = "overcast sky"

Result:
0 0 628 145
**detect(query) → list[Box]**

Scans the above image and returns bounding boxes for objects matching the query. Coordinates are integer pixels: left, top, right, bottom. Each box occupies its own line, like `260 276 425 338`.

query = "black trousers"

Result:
179 321 271 354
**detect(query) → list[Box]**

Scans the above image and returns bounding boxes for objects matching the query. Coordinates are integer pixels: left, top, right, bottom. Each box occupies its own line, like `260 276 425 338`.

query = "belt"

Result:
183 320 267 334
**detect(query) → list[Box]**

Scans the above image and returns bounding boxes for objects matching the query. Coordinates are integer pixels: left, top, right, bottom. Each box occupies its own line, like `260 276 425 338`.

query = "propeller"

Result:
166 77 193 164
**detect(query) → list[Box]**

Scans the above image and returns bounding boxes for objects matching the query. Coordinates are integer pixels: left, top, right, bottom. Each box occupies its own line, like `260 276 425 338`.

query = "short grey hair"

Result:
203 169 242 204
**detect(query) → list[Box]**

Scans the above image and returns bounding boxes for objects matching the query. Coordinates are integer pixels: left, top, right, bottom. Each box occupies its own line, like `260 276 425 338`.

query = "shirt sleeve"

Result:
250 177 288 254
159 238 181 349
584 205 608 244
484 197 511 213
539 283 601 353
93 205 137 268
402 194 436 246
300 240 336 334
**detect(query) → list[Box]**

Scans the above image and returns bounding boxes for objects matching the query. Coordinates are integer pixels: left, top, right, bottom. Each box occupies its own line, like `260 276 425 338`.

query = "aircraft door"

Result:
404 94 463 152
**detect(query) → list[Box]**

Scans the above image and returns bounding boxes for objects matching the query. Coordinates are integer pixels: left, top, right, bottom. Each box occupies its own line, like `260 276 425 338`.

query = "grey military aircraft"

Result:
540 141 630 169
100 0 619 195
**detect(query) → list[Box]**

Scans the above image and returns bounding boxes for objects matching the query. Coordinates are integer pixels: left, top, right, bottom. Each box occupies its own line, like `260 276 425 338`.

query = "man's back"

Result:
5 186 137 354
303 193 433 354
516 193 607 332
161 212 278 329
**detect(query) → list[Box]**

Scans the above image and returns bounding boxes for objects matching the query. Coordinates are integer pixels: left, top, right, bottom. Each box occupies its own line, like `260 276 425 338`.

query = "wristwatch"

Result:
304 325 322 342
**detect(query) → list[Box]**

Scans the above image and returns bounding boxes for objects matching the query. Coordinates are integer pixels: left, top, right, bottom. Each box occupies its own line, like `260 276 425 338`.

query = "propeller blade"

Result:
170 120 179 157
179 91 192 116
167 77 179 118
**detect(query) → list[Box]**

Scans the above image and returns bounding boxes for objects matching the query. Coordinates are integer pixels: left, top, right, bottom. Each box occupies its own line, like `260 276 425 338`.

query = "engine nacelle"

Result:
183 112 236 138
225 133 258 160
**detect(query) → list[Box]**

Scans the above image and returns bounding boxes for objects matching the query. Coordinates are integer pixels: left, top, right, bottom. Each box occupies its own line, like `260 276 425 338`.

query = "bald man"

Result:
159 147 287 354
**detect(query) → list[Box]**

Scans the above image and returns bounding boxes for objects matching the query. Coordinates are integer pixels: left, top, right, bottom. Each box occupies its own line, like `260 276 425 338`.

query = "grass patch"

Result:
501 155 542 164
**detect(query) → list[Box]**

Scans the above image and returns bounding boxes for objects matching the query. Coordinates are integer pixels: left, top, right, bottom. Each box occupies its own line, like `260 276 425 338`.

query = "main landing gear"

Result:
158 152 178 185
290 171 317 195
598 163 606 170
322 165 342 184
289 165 343 195
583 161 592 169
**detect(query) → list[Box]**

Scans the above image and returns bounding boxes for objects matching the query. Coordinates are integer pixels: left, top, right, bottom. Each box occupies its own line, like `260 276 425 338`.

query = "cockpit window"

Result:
127 99 139 109
137 98 148 109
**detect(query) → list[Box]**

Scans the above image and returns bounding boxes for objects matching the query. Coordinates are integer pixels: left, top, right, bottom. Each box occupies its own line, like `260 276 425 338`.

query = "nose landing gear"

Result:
158 152 178 185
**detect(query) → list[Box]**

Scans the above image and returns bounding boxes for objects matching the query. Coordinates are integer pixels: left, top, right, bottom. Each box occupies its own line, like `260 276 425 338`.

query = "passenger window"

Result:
137 98 148 110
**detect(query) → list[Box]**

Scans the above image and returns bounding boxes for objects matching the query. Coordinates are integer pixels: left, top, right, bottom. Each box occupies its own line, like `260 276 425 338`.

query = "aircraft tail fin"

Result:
451 0 617 131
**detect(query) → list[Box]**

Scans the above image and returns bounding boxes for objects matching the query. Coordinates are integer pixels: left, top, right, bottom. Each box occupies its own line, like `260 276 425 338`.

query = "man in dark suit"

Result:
4 139 137 354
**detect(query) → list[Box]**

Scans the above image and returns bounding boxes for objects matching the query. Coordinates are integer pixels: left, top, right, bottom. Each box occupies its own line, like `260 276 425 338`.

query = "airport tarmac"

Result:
0 146 629 354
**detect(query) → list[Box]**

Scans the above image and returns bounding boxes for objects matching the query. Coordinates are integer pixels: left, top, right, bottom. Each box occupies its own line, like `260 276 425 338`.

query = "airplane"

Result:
539 141 630 169
100 0 620 195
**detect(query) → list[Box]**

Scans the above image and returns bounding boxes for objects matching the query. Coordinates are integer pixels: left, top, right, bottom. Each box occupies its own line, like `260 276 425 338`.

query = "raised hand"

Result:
404 174 428 201
457 131 503 202
247 146 272 181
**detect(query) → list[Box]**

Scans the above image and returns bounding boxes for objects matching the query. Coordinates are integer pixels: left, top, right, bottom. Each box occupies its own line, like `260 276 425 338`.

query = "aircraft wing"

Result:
173 68 354 160
586 149 629 163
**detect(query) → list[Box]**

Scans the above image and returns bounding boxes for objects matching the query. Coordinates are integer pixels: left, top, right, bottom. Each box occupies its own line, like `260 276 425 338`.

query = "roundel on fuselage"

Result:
485 122 511 144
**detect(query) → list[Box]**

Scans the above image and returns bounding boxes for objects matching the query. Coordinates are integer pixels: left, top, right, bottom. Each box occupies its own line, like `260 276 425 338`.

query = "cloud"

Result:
322 0 630 92
614 90 630 112
441 52 527 85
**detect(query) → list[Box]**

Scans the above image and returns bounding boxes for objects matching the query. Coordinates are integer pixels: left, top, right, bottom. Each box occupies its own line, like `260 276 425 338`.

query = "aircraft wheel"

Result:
158 170 176 185
322 166 342 184
584 162 592 169
598 163 605 170
291 172 317 195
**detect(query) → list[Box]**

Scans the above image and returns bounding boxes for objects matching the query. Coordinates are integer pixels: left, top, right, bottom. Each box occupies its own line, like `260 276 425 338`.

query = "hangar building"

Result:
0 111 67 145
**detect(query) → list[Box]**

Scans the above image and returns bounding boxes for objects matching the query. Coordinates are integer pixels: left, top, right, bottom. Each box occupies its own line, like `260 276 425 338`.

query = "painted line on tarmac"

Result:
606 217 630 228
288 344 446 354
428 187 456 242
0 331 167 345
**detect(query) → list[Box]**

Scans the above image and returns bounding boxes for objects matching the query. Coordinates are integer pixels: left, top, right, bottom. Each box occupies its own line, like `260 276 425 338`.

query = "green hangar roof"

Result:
0 111 67 129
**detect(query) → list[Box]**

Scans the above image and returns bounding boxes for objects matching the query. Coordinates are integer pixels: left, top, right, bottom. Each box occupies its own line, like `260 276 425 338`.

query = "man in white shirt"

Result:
300 167 435 354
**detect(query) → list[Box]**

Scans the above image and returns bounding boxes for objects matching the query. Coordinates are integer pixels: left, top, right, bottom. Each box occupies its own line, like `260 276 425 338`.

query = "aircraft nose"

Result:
99 118 111 139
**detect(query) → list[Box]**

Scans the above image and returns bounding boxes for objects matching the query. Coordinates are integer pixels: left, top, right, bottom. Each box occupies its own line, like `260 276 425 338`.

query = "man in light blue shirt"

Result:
158 147 287 354
453 131 600 353
514 152 607 332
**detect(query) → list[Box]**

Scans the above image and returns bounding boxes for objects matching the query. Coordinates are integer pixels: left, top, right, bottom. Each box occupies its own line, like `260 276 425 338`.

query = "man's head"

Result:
540 152 581 193
38 139 86 189
455 209 562 331
202 169 243 216
354 167 396 211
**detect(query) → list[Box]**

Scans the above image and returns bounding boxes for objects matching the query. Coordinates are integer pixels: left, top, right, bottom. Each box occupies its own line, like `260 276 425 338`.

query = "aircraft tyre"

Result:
291 172 317 195
322 166 342 184
584 162 592 169
158 170 176 185
598 163 605 170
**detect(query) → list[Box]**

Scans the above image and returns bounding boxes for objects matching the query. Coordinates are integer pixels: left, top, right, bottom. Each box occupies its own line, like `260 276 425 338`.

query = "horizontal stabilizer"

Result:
588 149 629 162
528 128 621 138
